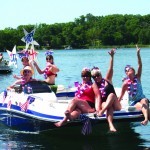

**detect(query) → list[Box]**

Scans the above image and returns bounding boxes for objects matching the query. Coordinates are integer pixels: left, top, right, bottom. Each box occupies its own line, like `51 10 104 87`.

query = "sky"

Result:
0 0 150 30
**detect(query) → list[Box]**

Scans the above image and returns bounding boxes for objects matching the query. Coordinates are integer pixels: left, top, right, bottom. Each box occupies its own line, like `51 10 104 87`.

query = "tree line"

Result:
0 13 150 51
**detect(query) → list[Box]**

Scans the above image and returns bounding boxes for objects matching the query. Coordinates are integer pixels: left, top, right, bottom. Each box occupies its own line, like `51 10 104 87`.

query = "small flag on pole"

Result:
19 96 35 112
19 100 29 112
2 90 7 105
80 114 92 135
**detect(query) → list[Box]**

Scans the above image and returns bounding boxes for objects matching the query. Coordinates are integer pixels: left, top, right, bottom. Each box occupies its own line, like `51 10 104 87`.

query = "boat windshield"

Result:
23 81 52 94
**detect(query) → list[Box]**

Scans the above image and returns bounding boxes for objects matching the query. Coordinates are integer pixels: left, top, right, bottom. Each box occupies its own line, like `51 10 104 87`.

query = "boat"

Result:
65 45 73 50
0 81 144 133
0 60 13 74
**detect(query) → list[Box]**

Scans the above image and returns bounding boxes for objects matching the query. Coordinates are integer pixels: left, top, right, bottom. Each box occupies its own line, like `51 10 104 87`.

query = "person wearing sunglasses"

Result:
7 66 36 90
91 49 121 132
55 67 101 127
118 46 150 126
33 54 59 84
33 53 59 93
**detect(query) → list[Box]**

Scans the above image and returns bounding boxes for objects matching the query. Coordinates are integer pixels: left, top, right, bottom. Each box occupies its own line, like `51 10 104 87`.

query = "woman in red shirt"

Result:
55 68 101 127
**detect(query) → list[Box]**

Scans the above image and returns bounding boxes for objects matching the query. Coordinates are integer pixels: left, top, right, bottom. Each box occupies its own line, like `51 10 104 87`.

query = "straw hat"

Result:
20 66 34 76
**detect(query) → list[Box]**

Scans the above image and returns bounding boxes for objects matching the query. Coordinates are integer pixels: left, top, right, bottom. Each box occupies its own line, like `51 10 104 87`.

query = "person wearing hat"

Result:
13 56 34 79
118 45 150 125
91 49 121 132
8 66 36 90
55 67 101 127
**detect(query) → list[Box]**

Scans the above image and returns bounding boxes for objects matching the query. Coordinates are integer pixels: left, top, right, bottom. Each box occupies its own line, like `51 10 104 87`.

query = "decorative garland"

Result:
44 67 48 79
75 81 92 98
98 78 106 98
127 77 138 97
43 62 51 79
21 77 26 85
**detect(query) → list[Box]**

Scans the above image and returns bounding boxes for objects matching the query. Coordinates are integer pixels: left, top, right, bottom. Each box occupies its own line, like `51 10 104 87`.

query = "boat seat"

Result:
14 84 23 93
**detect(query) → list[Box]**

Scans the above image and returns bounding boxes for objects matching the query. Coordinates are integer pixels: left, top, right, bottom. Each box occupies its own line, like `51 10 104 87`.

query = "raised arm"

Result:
7 80 22 90
33 60 44 74
105 48 116 83
118 81 128 102
136 45 142 79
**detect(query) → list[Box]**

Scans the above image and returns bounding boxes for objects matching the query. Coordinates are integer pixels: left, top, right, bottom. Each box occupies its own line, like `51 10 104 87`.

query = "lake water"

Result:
0 48 150 149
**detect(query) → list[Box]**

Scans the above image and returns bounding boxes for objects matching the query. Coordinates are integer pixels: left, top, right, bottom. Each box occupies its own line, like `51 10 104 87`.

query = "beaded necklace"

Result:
127 76 138 97
44 62 51 79
44 67 49 79
98 78 106 98
21 77 26 85
75 81 92 98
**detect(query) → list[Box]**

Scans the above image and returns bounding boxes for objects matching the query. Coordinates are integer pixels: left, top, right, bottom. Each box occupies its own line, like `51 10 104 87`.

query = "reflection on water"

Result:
132 122 150 148
0 122 149 150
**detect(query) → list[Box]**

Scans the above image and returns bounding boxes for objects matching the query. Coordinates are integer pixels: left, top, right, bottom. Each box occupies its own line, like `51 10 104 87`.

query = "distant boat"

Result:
0 60 13 74
65 45 73 50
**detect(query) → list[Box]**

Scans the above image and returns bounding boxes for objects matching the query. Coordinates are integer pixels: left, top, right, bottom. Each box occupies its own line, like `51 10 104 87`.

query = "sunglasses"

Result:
81 75 90 78
22 59 29 62
23 70 31 74
92 74 100 79
46 58 51 60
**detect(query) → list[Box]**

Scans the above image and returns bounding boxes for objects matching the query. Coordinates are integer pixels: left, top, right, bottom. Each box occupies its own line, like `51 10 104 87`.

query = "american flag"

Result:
18 49 29 59
19 96 35 112
2 90 7 105
19 100 29 112
7 100 11 110
28 48 38 60
80 114 92 135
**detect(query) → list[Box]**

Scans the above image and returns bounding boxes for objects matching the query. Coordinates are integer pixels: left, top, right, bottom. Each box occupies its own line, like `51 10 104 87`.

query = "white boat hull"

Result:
0 81 144 133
